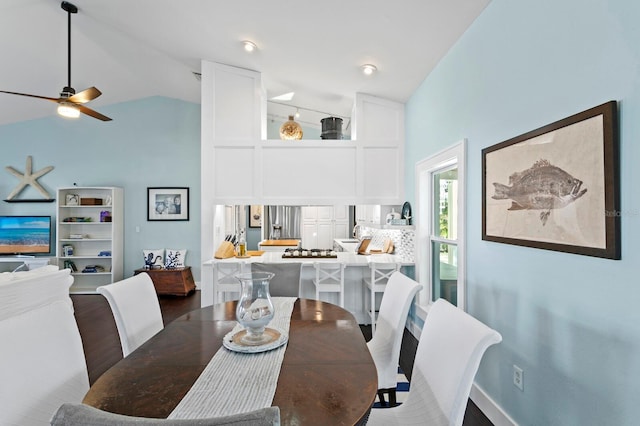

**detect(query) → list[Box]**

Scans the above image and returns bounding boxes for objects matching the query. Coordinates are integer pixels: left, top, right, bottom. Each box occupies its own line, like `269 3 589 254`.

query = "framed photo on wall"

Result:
482 101 620 259
249 205 262 228
147 187 189 221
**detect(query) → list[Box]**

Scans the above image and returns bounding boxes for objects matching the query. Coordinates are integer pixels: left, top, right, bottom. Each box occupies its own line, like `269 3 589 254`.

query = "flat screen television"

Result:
0 216 52 255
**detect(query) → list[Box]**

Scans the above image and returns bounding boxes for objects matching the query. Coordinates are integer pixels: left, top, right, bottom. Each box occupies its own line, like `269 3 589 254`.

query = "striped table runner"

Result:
168 297 296 419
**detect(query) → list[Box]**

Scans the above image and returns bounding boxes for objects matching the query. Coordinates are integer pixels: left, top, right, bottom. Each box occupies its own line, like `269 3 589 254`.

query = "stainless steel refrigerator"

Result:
264 206 301 239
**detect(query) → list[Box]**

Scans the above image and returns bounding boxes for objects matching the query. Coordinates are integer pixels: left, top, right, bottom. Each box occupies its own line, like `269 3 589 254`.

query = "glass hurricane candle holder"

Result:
235 272 275 345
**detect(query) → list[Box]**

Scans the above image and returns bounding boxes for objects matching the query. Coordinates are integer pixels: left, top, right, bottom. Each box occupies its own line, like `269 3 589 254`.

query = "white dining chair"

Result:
363 261 400 334
214 261 248 303
367 271 421 407
97 272 164 357
0 300 90 426
367 298 503 426
51 403 281 425
312 261 345 307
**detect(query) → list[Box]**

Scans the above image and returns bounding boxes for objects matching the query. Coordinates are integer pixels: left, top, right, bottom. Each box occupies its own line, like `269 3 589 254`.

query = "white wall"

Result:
405 0 640 424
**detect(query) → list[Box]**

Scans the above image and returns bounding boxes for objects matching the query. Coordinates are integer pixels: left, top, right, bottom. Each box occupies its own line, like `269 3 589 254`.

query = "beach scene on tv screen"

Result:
0 217 50 254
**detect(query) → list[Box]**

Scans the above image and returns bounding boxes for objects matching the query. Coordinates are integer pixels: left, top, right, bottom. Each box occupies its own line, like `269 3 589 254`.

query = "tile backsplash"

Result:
360 225 415 263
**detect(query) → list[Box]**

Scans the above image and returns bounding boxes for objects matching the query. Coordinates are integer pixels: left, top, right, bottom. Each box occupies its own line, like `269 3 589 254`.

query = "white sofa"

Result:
0 266 90 426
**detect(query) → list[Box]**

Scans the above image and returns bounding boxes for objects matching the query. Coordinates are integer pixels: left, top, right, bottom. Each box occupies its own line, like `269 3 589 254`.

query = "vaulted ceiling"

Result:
0 0 490 126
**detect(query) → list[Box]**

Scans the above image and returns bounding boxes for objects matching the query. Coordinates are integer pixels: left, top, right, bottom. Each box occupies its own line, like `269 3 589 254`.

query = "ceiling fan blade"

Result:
67 87 102 104
0 90 59 102
76 104 112 121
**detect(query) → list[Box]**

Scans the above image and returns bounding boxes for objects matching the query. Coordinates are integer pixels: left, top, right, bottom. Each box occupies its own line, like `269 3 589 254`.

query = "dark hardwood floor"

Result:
71 291 492 425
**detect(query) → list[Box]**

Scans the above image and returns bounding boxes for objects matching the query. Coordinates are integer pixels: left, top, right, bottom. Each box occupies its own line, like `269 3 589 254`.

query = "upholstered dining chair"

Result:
367 271 421 407
0 300 89 426
312 261 345 307
97 272 164 357
251 262 302 297
51 403 281 426
367 298 502 426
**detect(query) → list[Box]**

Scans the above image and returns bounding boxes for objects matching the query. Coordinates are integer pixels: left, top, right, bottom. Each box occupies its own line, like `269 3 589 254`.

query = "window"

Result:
415 141 466 315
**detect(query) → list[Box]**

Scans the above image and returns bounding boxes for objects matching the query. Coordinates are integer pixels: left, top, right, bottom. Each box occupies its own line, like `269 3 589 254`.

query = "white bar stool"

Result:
213 261 248 304
363 262 400 334
312 262 346 307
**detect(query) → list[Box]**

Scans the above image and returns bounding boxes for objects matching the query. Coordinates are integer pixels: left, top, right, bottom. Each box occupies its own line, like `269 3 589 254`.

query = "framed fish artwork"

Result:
482 101 620 259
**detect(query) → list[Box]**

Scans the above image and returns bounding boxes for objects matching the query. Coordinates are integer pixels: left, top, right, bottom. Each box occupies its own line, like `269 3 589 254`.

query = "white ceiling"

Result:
0 0 490 127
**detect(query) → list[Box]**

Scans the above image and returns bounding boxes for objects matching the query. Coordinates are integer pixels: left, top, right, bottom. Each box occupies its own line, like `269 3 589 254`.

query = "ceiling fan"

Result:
0 1 111 121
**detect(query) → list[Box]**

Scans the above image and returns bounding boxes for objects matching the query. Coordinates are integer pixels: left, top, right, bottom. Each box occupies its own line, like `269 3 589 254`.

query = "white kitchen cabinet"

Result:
333 205 349 221
356 205 377 225
301 206 349 249
356 205 402 226
56 187 123 294
334 221 350 241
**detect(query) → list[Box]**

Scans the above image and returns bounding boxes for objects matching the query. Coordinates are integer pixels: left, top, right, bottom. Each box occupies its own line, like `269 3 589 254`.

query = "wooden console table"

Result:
134 267 195 296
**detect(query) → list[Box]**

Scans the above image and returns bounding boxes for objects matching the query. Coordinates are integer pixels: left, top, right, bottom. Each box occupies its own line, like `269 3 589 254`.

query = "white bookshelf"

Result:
56 187 123 294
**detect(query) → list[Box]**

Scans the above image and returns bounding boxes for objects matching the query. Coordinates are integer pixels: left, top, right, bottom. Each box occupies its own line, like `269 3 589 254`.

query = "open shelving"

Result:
56 187 123 294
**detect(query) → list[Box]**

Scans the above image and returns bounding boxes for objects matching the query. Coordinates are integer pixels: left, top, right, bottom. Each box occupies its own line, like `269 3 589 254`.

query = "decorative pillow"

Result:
164 249 187 269
142 249 164 269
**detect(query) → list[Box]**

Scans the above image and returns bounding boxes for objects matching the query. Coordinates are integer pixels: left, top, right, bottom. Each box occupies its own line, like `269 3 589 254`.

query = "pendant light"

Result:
279 115 303 140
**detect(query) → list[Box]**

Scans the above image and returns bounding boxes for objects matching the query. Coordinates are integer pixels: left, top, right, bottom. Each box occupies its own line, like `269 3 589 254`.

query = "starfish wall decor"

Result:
5 156 54 200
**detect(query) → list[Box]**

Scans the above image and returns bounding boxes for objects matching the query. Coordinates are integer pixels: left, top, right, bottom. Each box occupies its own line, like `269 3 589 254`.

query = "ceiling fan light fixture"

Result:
361 64 377 76
57 102 80 118
243 40 257 52
0 1 111 121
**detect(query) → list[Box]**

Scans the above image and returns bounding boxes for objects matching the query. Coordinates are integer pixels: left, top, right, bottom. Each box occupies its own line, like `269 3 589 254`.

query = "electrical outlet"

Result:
513 365 524 391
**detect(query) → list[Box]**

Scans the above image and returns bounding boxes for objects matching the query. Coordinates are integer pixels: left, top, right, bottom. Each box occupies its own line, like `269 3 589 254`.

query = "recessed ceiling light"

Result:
243 40 257 52
361 64 377 76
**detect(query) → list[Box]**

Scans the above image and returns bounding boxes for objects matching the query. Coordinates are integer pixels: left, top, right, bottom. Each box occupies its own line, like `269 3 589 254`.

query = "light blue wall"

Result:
405 0 640 424
0 96 202 281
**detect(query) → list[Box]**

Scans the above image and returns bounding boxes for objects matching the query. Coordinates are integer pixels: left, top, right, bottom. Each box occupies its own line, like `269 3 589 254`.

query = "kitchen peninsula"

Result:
203 250 414 324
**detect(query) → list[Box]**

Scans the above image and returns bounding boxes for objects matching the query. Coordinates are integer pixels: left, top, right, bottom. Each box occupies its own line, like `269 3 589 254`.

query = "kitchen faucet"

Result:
353 224 361 239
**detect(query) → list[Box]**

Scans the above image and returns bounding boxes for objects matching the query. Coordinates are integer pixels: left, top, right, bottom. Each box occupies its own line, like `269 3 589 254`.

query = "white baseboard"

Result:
470 384 517 426
407 317 422 339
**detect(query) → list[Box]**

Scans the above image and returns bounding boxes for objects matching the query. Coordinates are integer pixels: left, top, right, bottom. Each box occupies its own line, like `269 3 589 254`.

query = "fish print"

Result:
491 159 587 225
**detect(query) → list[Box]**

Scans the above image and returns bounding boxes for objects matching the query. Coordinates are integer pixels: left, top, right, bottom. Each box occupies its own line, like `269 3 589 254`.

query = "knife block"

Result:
214 241 236 259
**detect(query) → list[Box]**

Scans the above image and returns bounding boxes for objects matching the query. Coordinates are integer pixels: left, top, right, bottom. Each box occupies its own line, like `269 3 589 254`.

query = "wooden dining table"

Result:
83 298 378 425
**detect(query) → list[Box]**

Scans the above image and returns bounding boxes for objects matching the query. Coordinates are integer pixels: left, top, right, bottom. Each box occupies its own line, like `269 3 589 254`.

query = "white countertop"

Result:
334 238 360 253
204 251 413 267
